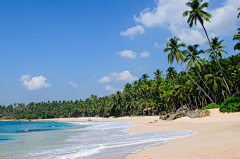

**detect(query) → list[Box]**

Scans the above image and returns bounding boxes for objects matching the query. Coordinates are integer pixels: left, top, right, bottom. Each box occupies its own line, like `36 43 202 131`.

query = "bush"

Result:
60 115 66 118
201 103 220 110
94 115 100 117
220 96 240 113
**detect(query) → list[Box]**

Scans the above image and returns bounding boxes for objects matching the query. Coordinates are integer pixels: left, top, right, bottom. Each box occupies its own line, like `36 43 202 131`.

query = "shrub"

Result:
220 96 240 113
94 115 100 117
201 103 220 110
60 115 65 118
37 117 42 119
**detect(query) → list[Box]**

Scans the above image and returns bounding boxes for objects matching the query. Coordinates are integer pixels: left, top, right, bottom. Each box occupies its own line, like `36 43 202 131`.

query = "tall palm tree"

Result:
206 37 228 59
184 44 215 100
183 0 231 96
164 37 214 102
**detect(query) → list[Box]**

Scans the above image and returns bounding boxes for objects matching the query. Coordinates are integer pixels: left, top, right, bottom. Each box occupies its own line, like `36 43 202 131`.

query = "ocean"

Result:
0 121 196 159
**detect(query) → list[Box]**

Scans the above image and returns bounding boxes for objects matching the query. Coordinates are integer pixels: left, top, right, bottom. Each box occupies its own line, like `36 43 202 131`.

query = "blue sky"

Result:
0 0 239 105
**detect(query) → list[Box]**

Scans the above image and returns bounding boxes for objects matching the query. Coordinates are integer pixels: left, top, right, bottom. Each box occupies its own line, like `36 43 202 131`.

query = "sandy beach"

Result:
41 109 240 159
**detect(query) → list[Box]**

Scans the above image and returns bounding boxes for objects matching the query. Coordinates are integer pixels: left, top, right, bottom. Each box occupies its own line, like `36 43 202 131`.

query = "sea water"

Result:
0 121 196 159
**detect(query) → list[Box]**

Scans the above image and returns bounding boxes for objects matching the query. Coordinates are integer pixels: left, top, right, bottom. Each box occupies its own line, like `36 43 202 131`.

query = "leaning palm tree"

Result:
164 37 214 102
206 37 228 59
183 0 231 96
184 44 215 101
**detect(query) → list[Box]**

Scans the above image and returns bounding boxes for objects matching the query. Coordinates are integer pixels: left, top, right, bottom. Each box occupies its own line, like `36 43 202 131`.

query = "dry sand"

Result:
41 109 240 159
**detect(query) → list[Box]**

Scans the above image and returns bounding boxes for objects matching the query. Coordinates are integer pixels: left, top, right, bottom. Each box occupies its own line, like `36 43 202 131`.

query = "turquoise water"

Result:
0 121 196 159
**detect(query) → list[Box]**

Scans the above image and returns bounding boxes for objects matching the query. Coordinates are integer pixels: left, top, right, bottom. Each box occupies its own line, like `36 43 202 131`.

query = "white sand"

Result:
40 109 240 159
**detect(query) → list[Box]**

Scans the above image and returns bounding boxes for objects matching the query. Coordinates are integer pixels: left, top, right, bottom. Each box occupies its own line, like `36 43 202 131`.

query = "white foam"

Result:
7 122 196 159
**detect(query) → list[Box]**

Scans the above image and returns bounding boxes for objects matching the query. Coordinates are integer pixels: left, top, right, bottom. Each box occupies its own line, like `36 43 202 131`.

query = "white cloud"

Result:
154 41 161 48
20 75 52 90
98 70 138 84
133 0 188 28
130 0 240 44
139 51 151 58
116 50 137 59
104 85 121 93
20 74 31 82
68 81 82 88
120 25 145 39
97 76 111 83
111 70 138 82
205 0 240 36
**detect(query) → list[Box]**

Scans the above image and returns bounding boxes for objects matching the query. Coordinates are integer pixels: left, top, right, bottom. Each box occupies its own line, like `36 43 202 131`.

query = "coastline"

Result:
39 109 240 159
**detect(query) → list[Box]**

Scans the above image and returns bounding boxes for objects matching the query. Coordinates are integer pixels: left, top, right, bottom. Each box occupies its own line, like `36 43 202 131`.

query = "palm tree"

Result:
164 37 214 102
141 74 150 83
233 29 240 52
154 69 164 81
166 67 177 87
205 69 225 104
206 37 228 59
184 44 215 100
183 0 231 96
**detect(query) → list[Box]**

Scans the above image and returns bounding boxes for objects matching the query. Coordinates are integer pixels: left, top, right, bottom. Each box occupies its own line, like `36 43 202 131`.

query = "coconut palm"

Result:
154 69 164 81
184 44 215 100
183 0 231 96
164 37 214 102
141 74 150 84
233 29 240 51
166 67 177 87
206 37 228 59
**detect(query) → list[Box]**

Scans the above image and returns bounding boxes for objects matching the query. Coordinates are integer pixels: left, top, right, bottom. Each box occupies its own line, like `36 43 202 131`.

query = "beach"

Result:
41 108 240 159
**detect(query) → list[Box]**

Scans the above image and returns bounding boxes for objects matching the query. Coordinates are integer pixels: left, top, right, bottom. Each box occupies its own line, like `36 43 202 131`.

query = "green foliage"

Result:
201 103 220 110
5 117 14 120
60 115 66 118
37 117 42 119
94 115 100 117
220 96 240 112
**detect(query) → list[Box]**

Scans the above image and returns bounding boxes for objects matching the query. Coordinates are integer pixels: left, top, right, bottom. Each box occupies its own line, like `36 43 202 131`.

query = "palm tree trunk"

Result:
194 63 215 102
179 63 214 103
201 23 232 96
222 89 226 100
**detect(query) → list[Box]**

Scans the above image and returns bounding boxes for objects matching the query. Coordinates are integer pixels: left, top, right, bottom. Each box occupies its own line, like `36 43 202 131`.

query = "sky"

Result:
0 0 240 106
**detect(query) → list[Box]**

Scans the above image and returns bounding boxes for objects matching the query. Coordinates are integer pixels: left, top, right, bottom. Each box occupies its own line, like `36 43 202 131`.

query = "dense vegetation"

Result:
1 0 240 119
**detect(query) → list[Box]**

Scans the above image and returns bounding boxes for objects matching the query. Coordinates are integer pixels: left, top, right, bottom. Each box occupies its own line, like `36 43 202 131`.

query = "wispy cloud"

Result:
120 25 145 39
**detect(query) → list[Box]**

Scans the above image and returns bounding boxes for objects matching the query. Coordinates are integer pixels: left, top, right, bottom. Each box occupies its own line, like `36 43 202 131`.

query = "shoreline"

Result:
3 109 240 158
41 109 240 159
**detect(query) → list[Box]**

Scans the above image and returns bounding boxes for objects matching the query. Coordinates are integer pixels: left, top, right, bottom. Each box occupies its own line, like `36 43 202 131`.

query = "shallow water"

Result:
0 121 196 159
